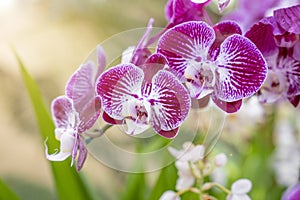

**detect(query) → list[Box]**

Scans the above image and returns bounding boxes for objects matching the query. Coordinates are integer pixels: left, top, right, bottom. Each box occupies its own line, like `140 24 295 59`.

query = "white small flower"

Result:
227 179 252 200
160 190 180 200
168 142 205 162
214 153 227 167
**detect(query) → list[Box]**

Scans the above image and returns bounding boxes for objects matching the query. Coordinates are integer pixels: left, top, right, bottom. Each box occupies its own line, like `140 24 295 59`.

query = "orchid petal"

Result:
78 96 102 133
160 190 180 200
45 133 75 162
211 95 242 113
293 41 300 61
121 46 135 64
76 138 88 171
214 34 267 101
66 61 98 111
96 64 144 120
157 21 215 80
164 0 174 22
191 95 210 109
231 179 252 194
210 21 242 60
102 111 124 124
245 21 277 56
288 95 300 107
130 18 154 66
168 0 210 26
274 5 300 34
96 45 106 77
149 70 191 136
285 58 300 97
51 96 78 129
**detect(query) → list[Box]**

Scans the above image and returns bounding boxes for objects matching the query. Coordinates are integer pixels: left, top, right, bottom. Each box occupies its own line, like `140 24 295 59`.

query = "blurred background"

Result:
1 0 300 200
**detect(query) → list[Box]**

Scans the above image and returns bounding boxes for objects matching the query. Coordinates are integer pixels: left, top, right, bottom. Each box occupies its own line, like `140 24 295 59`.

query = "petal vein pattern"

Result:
150 70 191 131
157 21 216 80
97 64 144 120
215 34 267 101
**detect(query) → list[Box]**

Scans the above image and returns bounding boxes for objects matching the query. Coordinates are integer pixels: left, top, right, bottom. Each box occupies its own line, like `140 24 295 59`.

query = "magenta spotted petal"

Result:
164 0 211 28
274 5 300 34
96 64 144 121
157 21 215 81
66 45 106 111
214 34 267 101
150 70 191 137
77 96 102 133
51 96 78 130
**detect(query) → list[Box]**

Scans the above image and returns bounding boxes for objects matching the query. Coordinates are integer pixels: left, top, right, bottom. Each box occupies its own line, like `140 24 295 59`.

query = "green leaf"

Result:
15 49 95 200
0 179 19 200
148 163 177 200
121 173 147 200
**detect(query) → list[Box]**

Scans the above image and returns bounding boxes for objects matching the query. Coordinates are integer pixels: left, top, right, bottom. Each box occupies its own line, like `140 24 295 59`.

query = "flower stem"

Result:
84 124 113 144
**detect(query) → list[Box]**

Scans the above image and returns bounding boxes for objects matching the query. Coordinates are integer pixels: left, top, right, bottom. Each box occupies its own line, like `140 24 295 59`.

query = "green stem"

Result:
202 182 231 194
85 124 113 144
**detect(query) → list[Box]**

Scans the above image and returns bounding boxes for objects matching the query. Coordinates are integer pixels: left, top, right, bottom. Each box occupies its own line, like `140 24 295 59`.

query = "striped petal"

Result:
214 34 267 101
274 5 300 34
51 96 78 129
157 21 216 81
149 70 191 138
96 64 144 120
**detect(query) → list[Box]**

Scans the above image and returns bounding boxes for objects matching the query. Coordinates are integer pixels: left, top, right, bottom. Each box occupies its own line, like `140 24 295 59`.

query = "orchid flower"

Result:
168 142 205 190
157 21 267 113
226 179 252 200
245 5 300 107
165 0 212 28
160 191 180 200
96 53 191 138
281 182 300 200
45 45 105 171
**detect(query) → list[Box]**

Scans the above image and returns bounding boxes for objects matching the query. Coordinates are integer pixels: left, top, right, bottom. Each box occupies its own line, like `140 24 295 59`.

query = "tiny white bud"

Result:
214 153 227 167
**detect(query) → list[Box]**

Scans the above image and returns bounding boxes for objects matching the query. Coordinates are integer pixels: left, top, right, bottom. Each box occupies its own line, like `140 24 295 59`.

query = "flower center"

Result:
184 59 216 98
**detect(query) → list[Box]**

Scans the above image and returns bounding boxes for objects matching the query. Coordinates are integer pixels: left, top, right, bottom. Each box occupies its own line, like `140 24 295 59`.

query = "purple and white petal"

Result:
51 96 78 129
285 58 300 97
274 5 300 34
96 64 144 120
214 34 267 101
293 41 300 61
76 138 88 171
45 133 75 162
288 95 300 107
157 21 216 81
66 61 98 111
96 45 106 78
210 21 242 60
149 70 191 136
78 96 102 134
245 21 277 56
211 95 242 113
167 0 208 26
102 111 124 125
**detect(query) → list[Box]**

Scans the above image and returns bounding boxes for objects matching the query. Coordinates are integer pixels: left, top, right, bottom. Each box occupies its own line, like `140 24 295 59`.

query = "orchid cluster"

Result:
45 0 300 199
160 142 252 200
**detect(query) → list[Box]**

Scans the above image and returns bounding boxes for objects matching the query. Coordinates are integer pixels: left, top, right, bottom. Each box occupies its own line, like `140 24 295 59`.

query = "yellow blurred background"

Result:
0 0 167 199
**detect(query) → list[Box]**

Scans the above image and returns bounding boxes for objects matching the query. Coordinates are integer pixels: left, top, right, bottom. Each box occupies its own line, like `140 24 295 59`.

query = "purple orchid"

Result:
157 21 267 113
281 182 300 200
164 0 212 28
223 0 300 32
96 53 191 138
245 5 300 107
45 45 105 171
